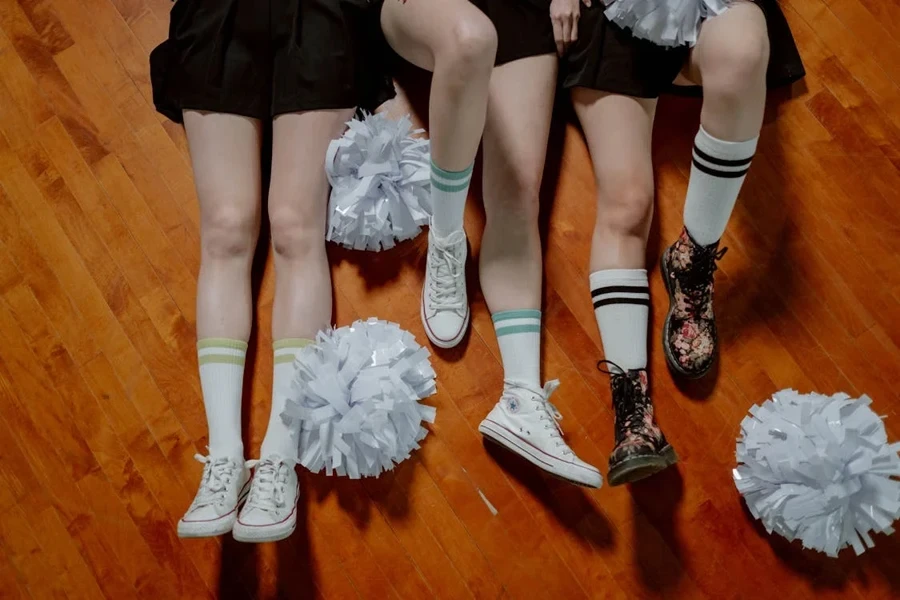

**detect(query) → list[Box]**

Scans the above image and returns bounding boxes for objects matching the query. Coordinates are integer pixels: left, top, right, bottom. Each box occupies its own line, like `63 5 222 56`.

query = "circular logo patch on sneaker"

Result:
505 398 520 413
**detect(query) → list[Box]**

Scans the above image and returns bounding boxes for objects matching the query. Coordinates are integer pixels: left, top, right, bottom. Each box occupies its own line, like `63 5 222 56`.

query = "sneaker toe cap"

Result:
182 504 228 523
238 507 280 527
567 458 602 488
424 311 468 344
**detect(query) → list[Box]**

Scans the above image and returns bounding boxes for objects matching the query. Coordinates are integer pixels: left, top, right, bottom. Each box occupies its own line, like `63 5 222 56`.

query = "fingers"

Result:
581 0 592 6
552 16 565 56
552 14 578 56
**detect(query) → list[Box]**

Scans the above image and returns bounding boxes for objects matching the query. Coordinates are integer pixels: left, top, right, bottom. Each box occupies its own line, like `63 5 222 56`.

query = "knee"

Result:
443 15 498 74
487 177 541 227
595 181 654 237
269 205 323 260
701 32 770 101
201 204 258 259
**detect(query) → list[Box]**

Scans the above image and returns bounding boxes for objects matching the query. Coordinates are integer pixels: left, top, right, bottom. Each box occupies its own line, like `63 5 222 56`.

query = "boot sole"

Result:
607 445 679 487
479 419 602 489
660 253 716 379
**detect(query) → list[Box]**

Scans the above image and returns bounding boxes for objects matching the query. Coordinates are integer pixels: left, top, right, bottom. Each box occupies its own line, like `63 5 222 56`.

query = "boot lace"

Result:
676 244 727 318
597 361 648 440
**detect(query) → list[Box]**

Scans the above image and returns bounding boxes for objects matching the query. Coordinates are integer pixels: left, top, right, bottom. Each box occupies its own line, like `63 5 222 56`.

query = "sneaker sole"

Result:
660 253 716 379
479 419 602 489
420 297 470 349
232 520 296 544
607 445 679 487
177 519 235 539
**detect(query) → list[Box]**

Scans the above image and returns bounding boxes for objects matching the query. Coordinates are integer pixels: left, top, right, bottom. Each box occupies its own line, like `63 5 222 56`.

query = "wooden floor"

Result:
1 0 900 598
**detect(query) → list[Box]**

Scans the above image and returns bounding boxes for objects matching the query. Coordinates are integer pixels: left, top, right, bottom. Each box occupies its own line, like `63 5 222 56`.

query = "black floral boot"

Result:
599 362 678 486
660 227 728 378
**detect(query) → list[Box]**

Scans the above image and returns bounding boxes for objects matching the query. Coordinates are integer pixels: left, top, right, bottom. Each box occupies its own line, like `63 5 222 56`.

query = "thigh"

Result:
380 0 491 71
183 110 264 224
682 0 767 85
268 109 356 220
482 54 557 213
571 89 656 197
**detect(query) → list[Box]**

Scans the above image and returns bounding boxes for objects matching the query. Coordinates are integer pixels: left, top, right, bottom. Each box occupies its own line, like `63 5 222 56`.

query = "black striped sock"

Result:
588 270 650 371
684 127 759 246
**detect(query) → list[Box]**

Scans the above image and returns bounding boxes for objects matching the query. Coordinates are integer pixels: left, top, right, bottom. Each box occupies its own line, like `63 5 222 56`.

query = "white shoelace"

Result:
503 379 571 455
428 237 465 310
244 457 293 514
190 454 237 510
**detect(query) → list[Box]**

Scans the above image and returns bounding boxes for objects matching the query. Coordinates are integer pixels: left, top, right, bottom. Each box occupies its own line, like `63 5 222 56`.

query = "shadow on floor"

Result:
630 465 686 593
483 439 615 550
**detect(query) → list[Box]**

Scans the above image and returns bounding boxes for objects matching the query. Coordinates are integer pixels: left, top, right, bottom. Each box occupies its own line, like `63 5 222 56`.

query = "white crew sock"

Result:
430 160 473 238
197 338 247 458
683 126 758 246
589 269 649 372
260 338 314 459
492 309 541 389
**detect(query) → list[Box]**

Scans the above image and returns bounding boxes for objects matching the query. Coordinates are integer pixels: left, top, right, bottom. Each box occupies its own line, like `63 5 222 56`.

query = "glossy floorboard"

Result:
0 0 899 598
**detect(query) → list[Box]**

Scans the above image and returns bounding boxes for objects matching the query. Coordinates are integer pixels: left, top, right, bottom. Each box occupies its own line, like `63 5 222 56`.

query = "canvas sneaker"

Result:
177 454 250 538
421 226 469 348
232 455 299 543
478 380 602 488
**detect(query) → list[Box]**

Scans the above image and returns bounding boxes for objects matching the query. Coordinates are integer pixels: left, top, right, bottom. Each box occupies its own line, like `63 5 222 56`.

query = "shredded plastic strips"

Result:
283 319 437 478
325 112 431 251
602 0 732 47
733 390 900 557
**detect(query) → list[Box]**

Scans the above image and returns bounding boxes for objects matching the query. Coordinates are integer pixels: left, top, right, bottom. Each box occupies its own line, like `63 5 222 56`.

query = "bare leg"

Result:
480 55 556 314
381 0 496 171
187 111 262 342
572 91 656 273
260 108 356 459
684 1 769 141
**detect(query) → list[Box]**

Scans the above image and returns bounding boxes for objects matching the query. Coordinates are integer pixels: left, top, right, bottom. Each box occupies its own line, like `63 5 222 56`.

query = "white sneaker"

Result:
177 454 250 538
478 380 602 488
421 227 469 348
232 455 299 543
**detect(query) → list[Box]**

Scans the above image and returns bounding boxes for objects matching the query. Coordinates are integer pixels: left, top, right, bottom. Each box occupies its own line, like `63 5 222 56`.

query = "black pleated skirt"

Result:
563 0 805 98
470 0 556 65
150 0 396 122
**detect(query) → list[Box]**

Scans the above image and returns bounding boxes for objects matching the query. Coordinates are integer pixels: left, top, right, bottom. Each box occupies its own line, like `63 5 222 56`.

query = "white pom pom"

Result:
733 390 900 557
325 112 431 252
283 319 437 478
603 0 732 47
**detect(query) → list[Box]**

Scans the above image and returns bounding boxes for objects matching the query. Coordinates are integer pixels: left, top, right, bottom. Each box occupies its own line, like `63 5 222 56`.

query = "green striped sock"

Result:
197 338 248 458
431 160 473 237
492 310 541 389
262 338 314 458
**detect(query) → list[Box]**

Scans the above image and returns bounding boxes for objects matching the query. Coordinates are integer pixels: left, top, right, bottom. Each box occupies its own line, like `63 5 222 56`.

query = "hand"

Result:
550 0 591 56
